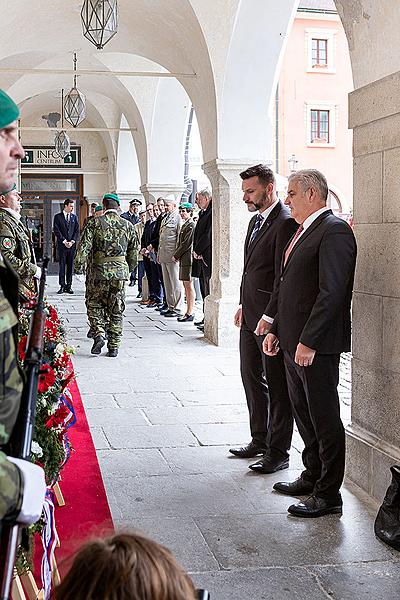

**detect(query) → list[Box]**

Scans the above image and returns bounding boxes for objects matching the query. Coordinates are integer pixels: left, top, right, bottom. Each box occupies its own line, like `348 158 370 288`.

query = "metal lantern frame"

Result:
64 53 86 128
54 89 71 159
81 0 118 50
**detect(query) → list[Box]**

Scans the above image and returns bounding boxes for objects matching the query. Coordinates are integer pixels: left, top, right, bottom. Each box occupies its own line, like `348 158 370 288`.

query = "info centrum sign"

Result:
21 146 81 168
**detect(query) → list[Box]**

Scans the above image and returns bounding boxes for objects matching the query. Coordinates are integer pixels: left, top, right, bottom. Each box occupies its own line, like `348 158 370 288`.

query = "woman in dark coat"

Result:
173 203 195 321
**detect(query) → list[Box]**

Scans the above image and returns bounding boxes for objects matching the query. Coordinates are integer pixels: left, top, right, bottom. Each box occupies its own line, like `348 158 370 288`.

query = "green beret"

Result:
95 204 103 213
0 90 20 130
103 193 120 205
2 182 16 195
179 202 192 210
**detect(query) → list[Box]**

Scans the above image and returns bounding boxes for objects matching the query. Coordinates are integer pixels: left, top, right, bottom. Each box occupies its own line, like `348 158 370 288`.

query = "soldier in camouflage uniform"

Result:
75 193 138 357
0 184 40 301
0 88 45 523
85 204 104 339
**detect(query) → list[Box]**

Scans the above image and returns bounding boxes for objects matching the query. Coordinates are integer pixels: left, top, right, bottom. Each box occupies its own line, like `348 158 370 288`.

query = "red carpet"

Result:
34 373 114 581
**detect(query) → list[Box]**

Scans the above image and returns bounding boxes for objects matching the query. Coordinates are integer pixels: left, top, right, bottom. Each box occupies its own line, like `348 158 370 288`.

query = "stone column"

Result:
202 159 256 347
140 183 186 204
346 71 400 501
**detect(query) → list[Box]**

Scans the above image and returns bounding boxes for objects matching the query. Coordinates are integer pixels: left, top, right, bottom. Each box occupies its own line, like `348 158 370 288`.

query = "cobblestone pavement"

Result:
49 277 400 600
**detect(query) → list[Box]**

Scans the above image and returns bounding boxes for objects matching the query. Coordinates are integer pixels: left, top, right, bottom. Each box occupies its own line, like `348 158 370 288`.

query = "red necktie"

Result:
284 225 304 266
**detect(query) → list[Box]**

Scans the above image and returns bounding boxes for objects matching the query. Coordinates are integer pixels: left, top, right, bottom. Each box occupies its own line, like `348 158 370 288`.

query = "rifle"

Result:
0 256 49 600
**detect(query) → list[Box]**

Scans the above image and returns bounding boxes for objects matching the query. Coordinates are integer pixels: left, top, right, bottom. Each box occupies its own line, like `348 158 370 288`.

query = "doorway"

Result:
20 174 84 274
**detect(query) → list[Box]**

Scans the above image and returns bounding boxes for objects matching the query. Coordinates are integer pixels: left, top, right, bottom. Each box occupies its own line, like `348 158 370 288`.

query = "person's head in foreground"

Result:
54 532 197 600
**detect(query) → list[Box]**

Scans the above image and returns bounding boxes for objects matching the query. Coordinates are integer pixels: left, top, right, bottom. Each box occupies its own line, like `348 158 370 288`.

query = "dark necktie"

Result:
248 214 264 245
284 225 304 266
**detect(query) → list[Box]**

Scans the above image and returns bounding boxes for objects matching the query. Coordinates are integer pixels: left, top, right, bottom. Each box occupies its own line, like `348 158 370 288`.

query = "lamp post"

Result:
54 89 71 159
64 53 86 128
288 153 298 173
81 0 118 50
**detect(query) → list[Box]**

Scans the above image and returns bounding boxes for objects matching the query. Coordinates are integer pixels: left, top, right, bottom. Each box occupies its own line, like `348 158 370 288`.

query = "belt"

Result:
93 256 126 264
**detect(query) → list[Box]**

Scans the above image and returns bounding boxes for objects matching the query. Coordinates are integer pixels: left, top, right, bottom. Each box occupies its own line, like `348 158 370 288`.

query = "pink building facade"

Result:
275 1 354 217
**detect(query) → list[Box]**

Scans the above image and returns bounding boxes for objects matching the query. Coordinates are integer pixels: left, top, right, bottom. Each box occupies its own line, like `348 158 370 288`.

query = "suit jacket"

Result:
192 202 212 277
271 210 357 354
149 213 166 251
141 218 157 249
158 211 181 264
53 212 80 248
174 219 195 267
240 202 297 332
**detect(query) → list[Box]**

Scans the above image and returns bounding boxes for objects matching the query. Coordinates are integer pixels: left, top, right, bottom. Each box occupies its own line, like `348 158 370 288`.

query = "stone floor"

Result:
48 276 400 599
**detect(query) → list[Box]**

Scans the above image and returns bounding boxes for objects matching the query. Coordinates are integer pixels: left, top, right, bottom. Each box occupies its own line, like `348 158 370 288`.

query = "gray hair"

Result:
197 188 212 200
289 169 328 203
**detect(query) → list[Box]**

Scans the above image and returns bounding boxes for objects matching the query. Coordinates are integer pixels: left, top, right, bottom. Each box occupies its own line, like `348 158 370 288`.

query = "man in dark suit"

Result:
192 189 212 331
264 169 357 517
53 198 80 294
141 202 163 306
229 164 297 474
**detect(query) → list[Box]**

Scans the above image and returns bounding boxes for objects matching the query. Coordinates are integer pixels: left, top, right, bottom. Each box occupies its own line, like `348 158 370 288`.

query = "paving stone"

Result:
188 423 250 446
114 516 219 572
161 446 257 474
192 567 328 600
77 378 133 394
114 392 181 408
97 449 171 477
102 424 198 449
80 393 118 409
176 389 246 406
85 408 149 428
90 427 110 450
310 561 400 599
143 405 248 425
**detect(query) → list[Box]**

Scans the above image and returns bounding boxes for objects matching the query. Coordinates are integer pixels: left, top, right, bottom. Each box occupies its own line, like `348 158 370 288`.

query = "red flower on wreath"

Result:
48 305 60 324
38 364 56 393
54 351 70 370
18 336 28 362
44 318 59 341
45 403 70 430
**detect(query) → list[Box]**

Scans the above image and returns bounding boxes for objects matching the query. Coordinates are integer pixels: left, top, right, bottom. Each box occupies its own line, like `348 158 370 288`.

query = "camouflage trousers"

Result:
0 328 24 518
87 279 126 349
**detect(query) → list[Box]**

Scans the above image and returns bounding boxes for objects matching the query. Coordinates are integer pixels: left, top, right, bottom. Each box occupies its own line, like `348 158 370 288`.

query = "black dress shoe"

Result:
197 324 204 332
273 477 315 496
288 494 343 518
136 292 142 298
91 335 105 355
177 314 194 322
249 455 289 474
106 348 118 357
128 282 135 287
57 287 65 294
65 288 74 294
157 303 168 312
229 442 266 458
163 309 179 317
194 318 204 326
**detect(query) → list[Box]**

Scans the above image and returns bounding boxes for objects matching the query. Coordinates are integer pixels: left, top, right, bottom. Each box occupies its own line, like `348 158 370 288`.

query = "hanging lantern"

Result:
54 130 71 159
64 53 86 128
81 0 118 50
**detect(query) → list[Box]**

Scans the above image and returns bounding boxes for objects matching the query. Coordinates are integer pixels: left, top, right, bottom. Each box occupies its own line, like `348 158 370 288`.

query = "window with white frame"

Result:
305 29 336 73
306 103 337 147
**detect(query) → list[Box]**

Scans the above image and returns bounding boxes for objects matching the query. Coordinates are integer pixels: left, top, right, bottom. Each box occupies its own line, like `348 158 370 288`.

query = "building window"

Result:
310 109 329 143
311 39 328 67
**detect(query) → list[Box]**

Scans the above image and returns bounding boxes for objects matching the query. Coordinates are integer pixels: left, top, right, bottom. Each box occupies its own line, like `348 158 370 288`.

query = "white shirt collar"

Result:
302 206 331 231
63 210 72 219
1 207 21 221
259 199 279 221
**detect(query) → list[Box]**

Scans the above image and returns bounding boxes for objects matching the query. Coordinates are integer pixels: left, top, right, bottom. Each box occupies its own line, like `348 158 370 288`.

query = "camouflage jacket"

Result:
74 210 139 281
0 253 24 519
0 209 36 297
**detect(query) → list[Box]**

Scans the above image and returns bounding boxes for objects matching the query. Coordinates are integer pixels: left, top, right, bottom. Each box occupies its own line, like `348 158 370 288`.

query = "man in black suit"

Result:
264 169 357 517
53 198 80 294
192 189 212 331
229 164 297 474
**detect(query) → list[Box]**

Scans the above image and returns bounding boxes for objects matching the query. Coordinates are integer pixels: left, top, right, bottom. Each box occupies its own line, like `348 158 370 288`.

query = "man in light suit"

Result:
53 198 80 294
264 169 357 518
158 196 182 316
230 164 297 474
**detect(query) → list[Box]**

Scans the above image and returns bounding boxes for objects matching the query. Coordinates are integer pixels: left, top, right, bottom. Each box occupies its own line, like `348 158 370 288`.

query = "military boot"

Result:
91 335 105 355
106 348 118 358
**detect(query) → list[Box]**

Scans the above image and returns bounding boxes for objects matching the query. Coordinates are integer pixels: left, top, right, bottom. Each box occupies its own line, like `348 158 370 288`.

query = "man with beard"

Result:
230 164 297 475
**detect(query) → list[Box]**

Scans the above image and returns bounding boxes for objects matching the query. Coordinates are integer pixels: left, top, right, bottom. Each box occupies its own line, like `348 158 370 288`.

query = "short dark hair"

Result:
63 198 73 208
103 198 119 210
90 202 97 209
239 164 275 186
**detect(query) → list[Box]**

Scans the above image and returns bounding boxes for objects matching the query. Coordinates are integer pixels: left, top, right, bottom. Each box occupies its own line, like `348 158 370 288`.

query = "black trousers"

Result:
198 261 211 300
239 322 293 456
143 256 163 303
283 350 344 498
58 246 75 288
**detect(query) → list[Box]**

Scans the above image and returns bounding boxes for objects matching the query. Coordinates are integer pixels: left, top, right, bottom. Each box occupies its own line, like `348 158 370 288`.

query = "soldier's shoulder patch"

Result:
1 238 13 249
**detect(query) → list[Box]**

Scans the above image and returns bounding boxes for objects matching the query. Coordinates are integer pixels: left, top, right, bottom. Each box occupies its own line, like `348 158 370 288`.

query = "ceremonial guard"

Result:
85 204 104 338
0 184 40 301
0 88 45 524
74 193 138 357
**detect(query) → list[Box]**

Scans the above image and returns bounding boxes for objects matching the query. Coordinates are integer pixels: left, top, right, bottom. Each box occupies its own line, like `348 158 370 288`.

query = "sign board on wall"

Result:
21 146 81 168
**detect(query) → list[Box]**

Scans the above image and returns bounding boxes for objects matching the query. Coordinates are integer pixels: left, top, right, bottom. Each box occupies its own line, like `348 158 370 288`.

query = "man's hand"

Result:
254 318 271 336
294 343 316 367
62 239 68 247
172 256 178 263
147 244 153 252
263 333 280 356
234 306 242 328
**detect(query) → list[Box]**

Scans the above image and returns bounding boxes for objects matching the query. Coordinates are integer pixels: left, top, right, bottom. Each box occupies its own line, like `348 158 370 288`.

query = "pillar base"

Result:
204 294 239 347
346 424 400 502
